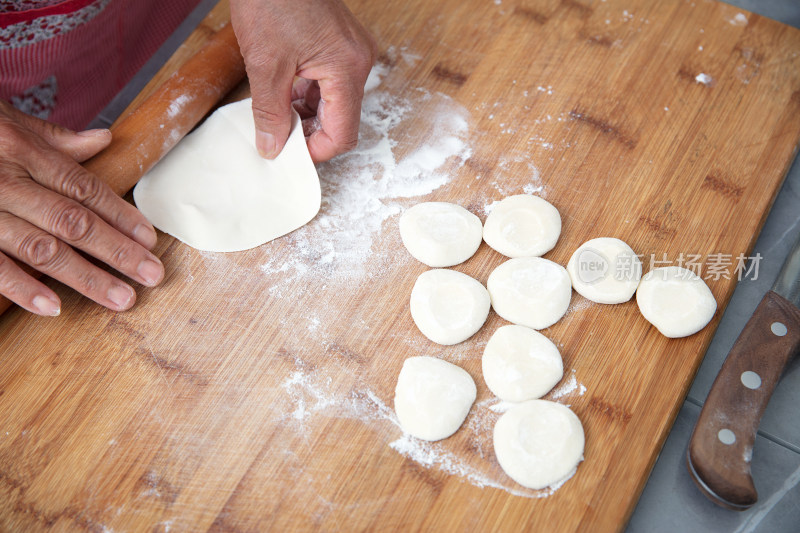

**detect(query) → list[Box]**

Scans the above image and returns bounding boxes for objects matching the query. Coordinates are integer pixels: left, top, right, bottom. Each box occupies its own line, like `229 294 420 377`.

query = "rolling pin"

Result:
0 22 246 316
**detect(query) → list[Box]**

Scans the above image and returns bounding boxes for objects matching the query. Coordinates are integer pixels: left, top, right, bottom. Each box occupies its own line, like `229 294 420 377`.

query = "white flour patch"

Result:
259 70 471 285
695 72 713 86
567 297 595 316
278 362 396 427
363 63 388 93
487 400 516 413
729 13 748 26
166 94 191 118
523 183 544 195
550 370 587 400
276 360 562 498
388 434 541 497
480 157 545 216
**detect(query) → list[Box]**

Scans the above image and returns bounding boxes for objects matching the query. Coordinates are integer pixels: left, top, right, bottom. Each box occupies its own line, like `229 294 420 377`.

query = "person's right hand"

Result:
0 100 165 316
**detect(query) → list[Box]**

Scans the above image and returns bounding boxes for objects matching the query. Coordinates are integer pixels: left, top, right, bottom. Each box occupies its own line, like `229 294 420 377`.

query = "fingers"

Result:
21 138 159 250
0 100 163 316
0 178 164 291
307 74 368 163
230 0 375 162
0 213 137 312
291 78 321 119
0 251 61 316
235 42 295 158
0 99 112 162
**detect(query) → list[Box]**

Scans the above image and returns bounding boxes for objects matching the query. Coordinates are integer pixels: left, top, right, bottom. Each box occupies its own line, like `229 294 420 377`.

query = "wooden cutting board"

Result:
2 0 799 531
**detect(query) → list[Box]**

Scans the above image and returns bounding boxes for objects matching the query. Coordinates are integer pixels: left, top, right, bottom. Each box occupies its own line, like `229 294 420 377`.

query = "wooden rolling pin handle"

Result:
686 290 800 510
0 22 246 317
86 22 246 194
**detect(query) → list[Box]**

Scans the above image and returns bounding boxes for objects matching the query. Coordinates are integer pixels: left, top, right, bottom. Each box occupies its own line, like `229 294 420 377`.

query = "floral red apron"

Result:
0 0 200 129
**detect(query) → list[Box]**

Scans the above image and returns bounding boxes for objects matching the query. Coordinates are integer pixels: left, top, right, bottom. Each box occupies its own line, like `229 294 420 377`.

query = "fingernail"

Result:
32 295 60 316
107 284 134 310
133 223 158 249
256 130 278 159
137 259 164 287
78 128 111 138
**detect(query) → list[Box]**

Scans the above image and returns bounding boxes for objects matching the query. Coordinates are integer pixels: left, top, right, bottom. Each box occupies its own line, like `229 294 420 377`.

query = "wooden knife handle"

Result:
0 22 246 317
686 290 800 510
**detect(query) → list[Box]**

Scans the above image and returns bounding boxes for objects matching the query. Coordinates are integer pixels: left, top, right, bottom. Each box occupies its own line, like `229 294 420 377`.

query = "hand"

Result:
230 0 376 162
0 100 164 316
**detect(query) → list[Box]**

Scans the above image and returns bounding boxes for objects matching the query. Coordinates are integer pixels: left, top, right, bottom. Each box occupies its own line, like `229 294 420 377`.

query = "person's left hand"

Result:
230 0 376 163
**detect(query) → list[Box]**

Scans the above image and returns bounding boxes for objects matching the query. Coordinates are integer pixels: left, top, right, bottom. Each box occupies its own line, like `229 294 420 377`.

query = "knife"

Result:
687 231 800 510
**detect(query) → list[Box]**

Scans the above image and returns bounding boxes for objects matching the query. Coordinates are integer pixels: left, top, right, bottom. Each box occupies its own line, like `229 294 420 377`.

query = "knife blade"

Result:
687 231 800 510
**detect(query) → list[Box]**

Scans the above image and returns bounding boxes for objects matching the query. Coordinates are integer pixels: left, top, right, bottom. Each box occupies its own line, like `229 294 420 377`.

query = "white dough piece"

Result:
636 266 717 338
133 98 321 252
483 194 561 258
399 202 483 267
482 325 563 402
410 269 491 345
493 400 584 490
487 257 572 330
567 237 642 304
394 356 477 441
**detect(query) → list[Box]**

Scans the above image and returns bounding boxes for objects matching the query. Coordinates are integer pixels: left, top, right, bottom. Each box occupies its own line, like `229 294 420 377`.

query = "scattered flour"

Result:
259 68 472 286
550 370 587 400
729 13 748 26
276 359 574 498
487 400 516 413
205 58 578 498
695 72 713 85
481 156 545 215
166 94 191 118
567 297 595 316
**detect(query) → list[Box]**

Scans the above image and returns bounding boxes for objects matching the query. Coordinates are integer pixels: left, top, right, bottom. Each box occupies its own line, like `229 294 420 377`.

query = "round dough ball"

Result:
394 356 477 441
410 269 491 345
487 257 572 330
636 266 717 338
567 237 642 304
482 325 563 402
493 400 584 490
399 202 483 267
483 195 561 258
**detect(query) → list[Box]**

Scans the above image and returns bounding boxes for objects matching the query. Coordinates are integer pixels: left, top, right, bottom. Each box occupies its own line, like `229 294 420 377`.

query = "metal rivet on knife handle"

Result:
687 231 800 511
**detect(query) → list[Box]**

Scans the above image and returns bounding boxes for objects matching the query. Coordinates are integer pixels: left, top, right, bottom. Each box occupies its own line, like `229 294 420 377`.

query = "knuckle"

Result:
52 203 93 242
251 105 288 127
0 125 31 162
0 251 14 278
108 243 136 270
0 255 20 295
343 42 376 75
62 166 103 204
74 268 99 295
17 233 60 267
358 46 377 72
41 119 67 141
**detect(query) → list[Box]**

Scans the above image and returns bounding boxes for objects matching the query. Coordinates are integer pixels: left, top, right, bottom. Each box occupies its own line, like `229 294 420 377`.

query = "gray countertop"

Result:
93 0 800 530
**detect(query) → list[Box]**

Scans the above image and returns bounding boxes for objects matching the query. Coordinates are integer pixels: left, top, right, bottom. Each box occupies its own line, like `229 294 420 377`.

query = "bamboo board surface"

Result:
2 0 800 531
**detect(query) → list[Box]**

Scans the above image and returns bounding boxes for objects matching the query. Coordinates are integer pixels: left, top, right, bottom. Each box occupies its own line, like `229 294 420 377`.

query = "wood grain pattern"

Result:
2 0 800 531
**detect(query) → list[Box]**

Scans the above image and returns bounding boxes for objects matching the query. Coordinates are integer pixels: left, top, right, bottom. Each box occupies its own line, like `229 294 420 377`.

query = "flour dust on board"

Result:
193 50 582 500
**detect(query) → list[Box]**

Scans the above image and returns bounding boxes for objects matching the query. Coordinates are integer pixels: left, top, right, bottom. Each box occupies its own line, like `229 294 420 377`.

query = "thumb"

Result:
248 60 295 159
56 128 112 163
10 107 111 162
